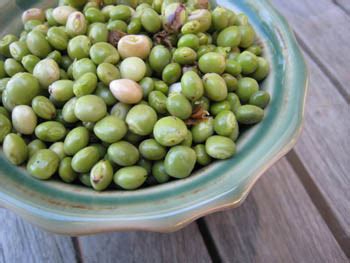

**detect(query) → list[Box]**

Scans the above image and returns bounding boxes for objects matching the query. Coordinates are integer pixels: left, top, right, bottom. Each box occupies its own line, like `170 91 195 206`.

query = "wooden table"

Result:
1 0 349 262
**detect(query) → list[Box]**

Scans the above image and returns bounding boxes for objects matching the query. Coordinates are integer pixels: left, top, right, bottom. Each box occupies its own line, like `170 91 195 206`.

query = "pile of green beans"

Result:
0 0 271 191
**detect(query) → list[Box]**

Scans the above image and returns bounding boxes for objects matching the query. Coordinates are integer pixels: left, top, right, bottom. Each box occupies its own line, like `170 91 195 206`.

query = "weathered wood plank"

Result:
334 0 350 14
271 0 350 100
271 0 350 255
203 158 348 262
78 223 211 263
0 209 77 263
289 53 350 254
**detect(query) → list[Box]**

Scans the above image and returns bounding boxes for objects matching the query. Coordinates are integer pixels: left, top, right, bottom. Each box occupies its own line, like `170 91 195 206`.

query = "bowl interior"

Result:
0 0 307 233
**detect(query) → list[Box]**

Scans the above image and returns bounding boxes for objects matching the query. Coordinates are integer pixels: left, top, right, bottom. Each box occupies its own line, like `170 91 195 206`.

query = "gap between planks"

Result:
332 0 350 15
196 148 350 261
72 237 84 263
270 0 350 255
286 150 350 258
271 0 350 102
287 28 350 257
197 218 222 263
202 158 348 262
1 1 347 261
294 32 350 104
195 20 350 259
72 15 349 263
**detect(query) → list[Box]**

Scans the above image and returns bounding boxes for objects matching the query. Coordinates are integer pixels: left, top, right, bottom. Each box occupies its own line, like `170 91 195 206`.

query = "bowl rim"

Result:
0 0 308 235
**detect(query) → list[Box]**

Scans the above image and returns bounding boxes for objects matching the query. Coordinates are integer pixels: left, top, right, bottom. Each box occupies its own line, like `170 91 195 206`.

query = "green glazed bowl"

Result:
0 0 307 234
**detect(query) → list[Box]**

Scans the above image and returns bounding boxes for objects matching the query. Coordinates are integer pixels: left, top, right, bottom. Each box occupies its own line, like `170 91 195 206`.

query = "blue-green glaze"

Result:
0 0 307 234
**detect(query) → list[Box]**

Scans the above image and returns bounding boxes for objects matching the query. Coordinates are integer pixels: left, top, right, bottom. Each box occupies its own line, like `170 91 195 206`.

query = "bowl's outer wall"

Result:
0 0 307 234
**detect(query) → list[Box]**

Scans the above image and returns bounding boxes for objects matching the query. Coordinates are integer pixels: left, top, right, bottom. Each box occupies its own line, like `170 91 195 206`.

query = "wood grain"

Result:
203 158 348 262
78 223 211 263
0 209 77 263
288 53 350 254
0 2 348 263
272 0 350 255
271 0 350 100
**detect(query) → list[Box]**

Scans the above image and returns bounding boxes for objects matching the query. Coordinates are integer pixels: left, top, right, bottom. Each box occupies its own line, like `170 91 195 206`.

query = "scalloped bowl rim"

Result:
0 0 308 234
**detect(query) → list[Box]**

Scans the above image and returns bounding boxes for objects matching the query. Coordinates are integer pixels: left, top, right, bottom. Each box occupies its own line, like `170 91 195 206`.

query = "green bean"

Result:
108 141 140 166
0 0 272 190
194 144 212 166
59 157 78 183
236 105 264 125
114 166 147 190
90 160 113 191
94 115 128 143
152 161 170 183
205 135 236 159
164 146 196 178
49 142 66 160
153 116 188 146
0 115 12 143
72 146 101 173
3 134 28 165
27 149 59 179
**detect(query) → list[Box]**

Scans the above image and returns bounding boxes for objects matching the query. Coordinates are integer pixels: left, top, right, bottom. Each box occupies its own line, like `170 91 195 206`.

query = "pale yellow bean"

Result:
22 8 45 24
117 35 152 59
110 79 143 104
52 6 77 25
12 105 37 135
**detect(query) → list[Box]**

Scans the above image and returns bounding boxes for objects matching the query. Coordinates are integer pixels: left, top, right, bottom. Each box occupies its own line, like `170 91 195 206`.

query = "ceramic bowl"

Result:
0 0 307 234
